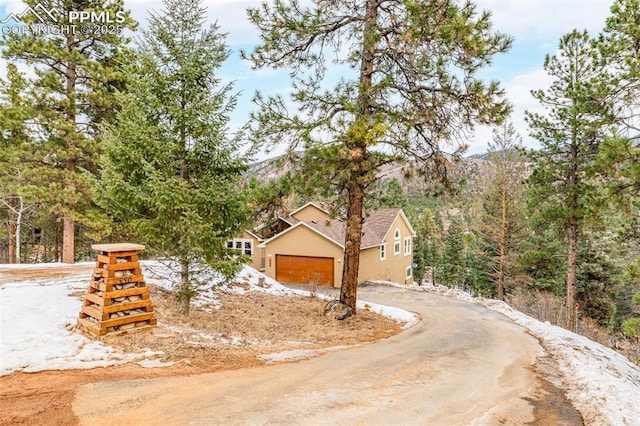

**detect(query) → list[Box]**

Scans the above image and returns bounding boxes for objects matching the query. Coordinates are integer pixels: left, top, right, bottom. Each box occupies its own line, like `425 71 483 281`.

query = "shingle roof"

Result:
302 208 402 248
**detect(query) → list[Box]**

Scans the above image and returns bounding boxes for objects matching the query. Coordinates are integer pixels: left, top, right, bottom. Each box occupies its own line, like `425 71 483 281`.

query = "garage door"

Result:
275 255 334 286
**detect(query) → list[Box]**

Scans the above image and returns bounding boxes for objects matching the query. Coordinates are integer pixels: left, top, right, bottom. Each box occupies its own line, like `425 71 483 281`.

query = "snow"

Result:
258 345 353 364
358 299 419 329
0 271 152 375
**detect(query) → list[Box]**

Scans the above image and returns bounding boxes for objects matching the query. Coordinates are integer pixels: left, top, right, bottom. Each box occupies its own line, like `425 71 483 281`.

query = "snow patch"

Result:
258 345 353 364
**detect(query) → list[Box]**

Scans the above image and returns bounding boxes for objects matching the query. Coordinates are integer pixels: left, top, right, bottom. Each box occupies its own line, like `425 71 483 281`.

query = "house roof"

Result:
289 201 330 217
244 230 264 242
260 207 414 250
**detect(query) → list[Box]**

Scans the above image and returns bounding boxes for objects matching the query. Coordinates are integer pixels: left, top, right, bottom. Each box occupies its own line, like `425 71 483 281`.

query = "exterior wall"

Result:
240 231 265 271
262 225 344 287
358 215 414 285
290 204 331 222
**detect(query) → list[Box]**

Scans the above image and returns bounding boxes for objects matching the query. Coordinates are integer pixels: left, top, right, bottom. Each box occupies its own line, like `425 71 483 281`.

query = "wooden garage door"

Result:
275 255 334 286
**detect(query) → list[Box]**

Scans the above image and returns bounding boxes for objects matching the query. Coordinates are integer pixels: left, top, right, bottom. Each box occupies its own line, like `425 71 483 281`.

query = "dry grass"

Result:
102 284 403 370
507 287 640 365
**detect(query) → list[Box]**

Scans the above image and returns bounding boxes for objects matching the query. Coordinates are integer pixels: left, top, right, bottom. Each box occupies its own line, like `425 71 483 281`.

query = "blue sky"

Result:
0 0 616 158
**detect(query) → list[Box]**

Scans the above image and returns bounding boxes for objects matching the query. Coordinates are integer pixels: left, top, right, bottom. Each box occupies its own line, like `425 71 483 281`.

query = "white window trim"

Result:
380 243 387 261
394 241 401 255
404 236 411 256
227 238 253 256
406 265 412 278
393 228 401 255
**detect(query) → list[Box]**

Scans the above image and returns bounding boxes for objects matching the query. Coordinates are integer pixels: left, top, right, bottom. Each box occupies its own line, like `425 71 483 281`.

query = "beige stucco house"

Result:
231 202 416 288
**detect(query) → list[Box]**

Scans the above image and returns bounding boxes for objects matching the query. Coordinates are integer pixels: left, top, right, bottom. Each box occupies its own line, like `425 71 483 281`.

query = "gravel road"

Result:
73 285 582 425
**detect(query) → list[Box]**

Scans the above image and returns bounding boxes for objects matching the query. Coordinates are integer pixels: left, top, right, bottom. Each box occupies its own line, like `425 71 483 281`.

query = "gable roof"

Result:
258 221 344 249
289 202 330 218
260 207 414 250
244 230 265 242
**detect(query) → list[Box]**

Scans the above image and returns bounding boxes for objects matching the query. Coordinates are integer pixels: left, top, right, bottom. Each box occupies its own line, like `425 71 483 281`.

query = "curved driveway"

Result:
73 285 580 425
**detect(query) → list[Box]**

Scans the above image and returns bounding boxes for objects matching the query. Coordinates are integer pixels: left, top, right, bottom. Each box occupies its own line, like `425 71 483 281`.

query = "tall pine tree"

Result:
246 0 512 314
526 30 614 330
97 0 248 315
475 121 528 299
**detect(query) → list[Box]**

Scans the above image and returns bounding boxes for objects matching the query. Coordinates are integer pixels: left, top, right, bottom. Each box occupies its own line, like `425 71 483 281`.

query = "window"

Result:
394 228 401 255
380 243 387 260
404 237 411 256
406 265 412 279
226 238 253 256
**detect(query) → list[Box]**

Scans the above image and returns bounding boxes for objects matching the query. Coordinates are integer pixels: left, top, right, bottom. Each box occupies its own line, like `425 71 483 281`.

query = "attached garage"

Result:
275 255 334 286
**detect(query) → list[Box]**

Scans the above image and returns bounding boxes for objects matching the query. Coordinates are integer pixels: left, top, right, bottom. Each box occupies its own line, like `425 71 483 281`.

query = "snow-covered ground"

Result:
0 261 413 376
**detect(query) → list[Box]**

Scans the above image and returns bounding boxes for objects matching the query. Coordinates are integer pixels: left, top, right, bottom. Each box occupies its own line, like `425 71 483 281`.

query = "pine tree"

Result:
597 0 640 137
475 121 528 300
246 0 512 314
594 0 640 199
0 64 38 263
1 0 136 263
97 0 248 315
441 215 466 287
526 30 614 330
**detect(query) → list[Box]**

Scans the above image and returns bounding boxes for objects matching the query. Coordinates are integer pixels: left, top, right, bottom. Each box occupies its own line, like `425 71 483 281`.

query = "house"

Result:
235 202 416 288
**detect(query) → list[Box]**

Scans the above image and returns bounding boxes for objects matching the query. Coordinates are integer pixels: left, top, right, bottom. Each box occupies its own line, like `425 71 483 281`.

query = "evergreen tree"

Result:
371 178 408 209
526 30 614 330
0 64 38 263
474 121 528 299
2 0 136 263
597 0 640 138
622 292 640 344
411 207 441 284
97 0 248 315
246 0 512 314
441 215 466 287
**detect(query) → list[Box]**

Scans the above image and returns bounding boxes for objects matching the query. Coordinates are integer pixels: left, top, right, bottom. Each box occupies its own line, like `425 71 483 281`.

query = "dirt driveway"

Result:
73 285 583 425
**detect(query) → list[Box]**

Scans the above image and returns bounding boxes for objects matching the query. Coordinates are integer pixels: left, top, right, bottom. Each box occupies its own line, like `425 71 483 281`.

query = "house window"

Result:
404 236 411 256
394 228 401 255
227 238 253 256
380 243 387 260
406 265 412 279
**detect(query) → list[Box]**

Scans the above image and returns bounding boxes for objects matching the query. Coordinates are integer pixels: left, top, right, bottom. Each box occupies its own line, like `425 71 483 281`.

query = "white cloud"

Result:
125 0 262 45
470 68 554 153
475 0 612 40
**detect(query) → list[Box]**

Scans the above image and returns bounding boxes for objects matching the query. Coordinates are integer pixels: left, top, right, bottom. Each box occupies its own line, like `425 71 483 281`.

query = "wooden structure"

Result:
77 243 157 337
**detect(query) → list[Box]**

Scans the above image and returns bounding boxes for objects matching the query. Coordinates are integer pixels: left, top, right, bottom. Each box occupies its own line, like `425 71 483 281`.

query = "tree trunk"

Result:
179 256 191 315
7 197 16 264
62 33 77 264
54 222 60 262
62 217 74 263
15 196 23 264
498 182 507 300
566 134 579 331
566 222 577 331
338 0 378 315
339 179 366 314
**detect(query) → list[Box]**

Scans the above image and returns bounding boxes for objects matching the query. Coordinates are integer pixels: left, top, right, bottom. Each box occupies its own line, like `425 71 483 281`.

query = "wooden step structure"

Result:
77 243 157 337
